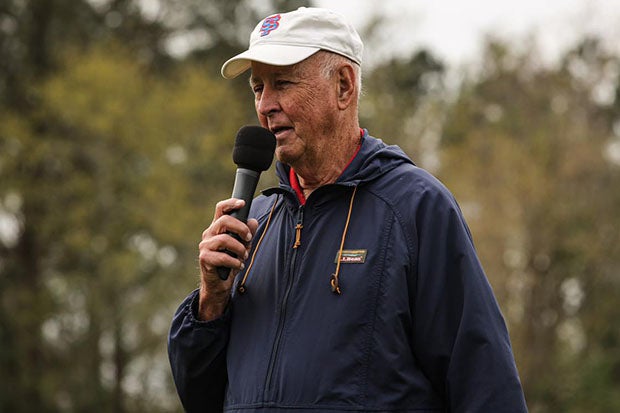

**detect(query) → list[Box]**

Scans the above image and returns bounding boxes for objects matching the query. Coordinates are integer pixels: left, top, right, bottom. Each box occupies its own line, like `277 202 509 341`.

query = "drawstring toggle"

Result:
330 273 341 295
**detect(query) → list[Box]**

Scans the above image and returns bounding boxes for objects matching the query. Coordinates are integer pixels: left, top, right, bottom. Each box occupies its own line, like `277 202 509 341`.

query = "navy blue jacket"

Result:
168 132 528 412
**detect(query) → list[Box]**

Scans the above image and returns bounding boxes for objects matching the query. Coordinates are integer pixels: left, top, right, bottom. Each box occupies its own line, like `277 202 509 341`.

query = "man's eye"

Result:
252 85 263 95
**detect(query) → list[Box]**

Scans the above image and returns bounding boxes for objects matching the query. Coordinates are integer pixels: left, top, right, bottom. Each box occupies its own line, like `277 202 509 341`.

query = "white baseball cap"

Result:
221 7 363 79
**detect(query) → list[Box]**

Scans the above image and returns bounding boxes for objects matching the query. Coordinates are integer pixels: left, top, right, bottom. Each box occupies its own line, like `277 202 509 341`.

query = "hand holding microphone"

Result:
215 126 276 280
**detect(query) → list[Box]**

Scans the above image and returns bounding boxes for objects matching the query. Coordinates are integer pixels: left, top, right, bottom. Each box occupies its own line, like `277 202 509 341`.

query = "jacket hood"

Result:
275 129 414 188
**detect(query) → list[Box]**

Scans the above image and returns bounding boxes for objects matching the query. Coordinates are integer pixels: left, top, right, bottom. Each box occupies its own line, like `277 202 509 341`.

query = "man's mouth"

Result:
270 126 293 138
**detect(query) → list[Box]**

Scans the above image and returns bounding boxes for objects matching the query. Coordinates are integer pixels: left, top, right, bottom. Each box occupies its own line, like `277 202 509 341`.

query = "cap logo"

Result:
259 14 281 37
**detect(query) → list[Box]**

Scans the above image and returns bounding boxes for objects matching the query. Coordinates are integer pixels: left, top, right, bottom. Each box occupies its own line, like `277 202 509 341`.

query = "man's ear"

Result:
336 64 356 110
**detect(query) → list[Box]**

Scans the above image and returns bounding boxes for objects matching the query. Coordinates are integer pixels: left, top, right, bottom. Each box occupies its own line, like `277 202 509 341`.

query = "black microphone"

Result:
217 126 276 280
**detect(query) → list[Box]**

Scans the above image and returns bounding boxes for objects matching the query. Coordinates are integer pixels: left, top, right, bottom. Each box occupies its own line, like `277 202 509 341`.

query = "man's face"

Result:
249 55 338 168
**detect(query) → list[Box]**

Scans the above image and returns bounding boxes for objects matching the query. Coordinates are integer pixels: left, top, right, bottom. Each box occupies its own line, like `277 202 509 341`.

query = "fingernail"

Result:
240 263 245 270
244 251 249 260
245 233 252 242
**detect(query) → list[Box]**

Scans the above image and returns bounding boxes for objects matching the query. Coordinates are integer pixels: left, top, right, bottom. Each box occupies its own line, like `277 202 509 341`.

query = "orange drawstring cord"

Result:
237 195 280 294
330 186 358 295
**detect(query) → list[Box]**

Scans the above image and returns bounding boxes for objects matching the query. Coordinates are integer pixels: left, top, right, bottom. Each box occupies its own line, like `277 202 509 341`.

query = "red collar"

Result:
289 168 307 205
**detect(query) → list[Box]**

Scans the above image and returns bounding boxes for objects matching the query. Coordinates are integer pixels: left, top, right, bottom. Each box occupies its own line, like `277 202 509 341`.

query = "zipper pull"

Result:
292 205 304 249
293 223 303 248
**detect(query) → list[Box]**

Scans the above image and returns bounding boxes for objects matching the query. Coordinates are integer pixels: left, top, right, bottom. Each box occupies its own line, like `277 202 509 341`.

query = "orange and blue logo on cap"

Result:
260 14 281 36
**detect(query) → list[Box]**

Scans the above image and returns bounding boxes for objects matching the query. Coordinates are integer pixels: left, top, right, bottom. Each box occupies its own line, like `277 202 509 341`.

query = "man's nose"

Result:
256 86 279 117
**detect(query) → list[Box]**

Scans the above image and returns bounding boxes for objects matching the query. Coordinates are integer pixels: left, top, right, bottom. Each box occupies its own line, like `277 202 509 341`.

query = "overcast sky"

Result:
314 0 620 67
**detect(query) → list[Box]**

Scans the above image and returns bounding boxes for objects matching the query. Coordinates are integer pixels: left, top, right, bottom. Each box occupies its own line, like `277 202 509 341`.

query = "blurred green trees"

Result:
436 39 620 412
1 1 619 412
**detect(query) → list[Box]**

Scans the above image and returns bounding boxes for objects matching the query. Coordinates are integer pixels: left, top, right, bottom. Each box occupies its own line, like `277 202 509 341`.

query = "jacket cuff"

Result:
185 288 231 326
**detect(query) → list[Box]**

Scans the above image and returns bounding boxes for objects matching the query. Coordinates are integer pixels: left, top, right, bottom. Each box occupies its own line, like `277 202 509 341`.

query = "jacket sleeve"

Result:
410 184 528 412
168 289 230 413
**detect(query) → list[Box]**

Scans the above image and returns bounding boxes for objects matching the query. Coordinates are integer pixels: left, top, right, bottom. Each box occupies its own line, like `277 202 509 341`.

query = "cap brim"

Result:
221 44 320 79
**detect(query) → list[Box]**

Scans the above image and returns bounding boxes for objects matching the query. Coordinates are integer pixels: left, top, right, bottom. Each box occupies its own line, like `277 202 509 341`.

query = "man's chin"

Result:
275 148 298 166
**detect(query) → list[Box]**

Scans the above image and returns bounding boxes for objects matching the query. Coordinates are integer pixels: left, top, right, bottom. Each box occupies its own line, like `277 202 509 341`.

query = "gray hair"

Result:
315 51 363 100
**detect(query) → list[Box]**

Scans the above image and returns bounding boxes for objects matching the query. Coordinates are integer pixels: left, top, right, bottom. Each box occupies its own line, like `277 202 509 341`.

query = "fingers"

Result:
199 199 255 280
199 231 248 275
196 199 258 320
214 198 244 220
247 218 259 238
211 198 253 240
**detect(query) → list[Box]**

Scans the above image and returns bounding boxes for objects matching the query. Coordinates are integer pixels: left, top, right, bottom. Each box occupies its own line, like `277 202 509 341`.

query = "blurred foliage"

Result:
1 36 248 413
1 0 619 412
360 50 445 170
437 38 620 412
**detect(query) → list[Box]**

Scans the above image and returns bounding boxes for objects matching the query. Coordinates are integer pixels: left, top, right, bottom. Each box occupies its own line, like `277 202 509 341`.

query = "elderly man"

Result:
168 7 528 413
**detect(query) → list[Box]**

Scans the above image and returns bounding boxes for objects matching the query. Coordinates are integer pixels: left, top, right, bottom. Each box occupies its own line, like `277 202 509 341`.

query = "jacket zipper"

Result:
264 204 304 399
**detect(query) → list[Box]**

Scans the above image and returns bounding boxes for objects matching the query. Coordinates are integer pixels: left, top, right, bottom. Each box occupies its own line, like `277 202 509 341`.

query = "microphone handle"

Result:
216 168 260 280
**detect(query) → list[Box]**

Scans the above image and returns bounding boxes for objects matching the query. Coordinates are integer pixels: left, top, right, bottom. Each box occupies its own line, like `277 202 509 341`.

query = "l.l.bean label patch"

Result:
334 249 367 264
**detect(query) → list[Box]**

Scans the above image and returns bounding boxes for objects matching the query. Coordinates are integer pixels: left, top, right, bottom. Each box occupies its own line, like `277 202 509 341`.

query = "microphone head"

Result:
232 126 276 171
